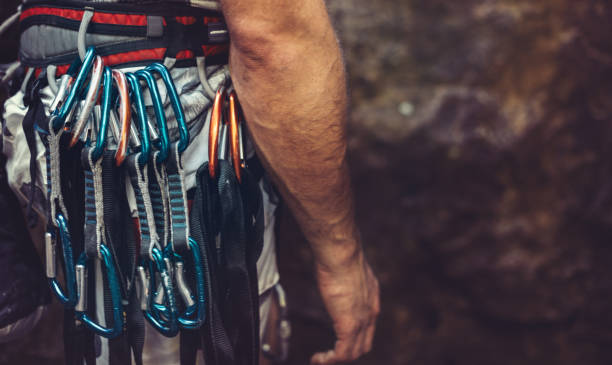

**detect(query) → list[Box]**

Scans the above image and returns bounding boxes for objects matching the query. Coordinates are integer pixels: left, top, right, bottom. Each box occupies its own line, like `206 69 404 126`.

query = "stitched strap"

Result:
45 124 69 225
149 151 170 248
81 147 104 258
167 143 190 254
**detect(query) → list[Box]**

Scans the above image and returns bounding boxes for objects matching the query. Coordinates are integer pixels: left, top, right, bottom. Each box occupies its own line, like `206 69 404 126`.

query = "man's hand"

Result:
312 252 380 364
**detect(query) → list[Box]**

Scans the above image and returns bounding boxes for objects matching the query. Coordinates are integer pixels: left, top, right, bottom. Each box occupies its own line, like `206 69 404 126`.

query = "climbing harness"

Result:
0 1 291 363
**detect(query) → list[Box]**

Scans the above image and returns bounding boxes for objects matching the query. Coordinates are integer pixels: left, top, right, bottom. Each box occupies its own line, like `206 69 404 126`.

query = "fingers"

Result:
311 322 370 365
311 349 335 365
310 259 381 364
310 338 357 365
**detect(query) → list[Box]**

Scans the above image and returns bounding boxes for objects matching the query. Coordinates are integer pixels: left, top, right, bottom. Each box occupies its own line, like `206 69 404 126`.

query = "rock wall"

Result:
277 1 612 364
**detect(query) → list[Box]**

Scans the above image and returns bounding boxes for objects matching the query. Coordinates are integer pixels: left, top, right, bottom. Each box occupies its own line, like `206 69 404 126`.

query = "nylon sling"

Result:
100 150 141 365
25 75 97 365
190 158 264 365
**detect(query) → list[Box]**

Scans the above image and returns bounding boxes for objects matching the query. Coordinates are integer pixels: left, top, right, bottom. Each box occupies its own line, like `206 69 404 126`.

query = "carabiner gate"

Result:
46 213 77 306
50 47 96 132
75 244 124 339
69 55 104 147
126 72 151 165
91 67 113 161
140 246 179 337
135 69 170 163
208 86 227 178
145 63 190 154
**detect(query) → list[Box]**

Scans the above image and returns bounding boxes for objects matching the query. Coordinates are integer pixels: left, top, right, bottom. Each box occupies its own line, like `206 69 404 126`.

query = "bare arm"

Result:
220 0 380 363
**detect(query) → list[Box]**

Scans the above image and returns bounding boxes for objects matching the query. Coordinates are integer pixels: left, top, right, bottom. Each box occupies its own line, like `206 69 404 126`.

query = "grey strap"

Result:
46 123 69 224
166 143 190 253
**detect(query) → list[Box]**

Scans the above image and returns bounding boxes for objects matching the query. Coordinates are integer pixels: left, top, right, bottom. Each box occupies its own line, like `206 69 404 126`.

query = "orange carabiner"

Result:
228 91 242 183
208 86 226 178
112 69 132 166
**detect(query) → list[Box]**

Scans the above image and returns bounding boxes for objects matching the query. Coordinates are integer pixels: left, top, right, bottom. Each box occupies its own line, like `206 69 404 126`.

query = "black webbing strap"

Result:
125 153 155 365
190 160 263 365
21 82 45 227
239 163 265 361
101 150 135 300
179 331 200 365
101 150 136 365
57 137 96 365
217 160 260 365
191 162 232 365
126 289 145 365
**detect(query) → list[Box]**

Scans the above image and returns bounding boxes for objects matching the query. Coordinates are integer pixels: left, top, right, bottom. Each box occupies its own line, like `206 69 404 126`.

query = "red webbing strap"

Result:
20 6 224 28
32 43 229 78
23 5 229 76
20 7 158 26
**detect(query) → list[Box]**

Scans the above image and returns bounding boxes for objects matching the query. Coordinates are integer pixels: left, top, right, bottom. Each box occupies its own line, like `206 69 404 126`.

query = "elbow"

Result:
226 13 334 69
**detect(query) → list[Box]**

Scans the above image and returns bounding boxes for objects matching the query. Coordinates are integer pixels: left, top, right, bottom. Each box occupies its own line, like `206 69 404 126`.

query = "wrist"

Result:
312 234 364 275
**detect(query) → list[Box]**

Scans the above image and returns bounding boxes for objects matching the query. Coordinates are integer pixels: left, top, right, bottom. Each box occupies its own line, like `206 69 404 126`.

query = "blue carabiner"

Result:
177 238 206 329
142 246 179 337
47 213 77 306
135 69 170 163
91 67 114 162
50 47 96 132
75 244 124 339
149 245 181 320
145 63 190 153
150 239 206 329
126 72 151 165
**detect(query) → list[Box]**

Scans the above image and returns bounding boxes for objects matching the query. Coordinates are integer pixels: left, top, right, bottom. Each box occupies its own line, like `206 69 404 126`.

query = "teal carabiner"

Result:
126 72 151 165
149 245 181 319
149 239 206 330
75 244 124 339
142 246 179 337
50 47 96 132
135 69 169 163
176 238 206 329
46 213 77 306
91 67 113 162
145 63 190 153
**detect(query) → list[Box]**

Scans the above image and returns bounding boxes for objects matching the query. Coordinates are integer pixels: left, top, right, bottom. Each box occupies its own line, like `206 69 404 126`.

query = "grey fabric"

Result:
146 16 164 37
20 25 144 64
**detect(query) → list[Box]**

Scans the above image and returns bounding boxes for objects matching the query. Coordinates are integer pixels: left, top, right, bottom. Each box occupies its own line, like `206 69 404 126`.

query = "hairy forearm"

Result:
221 0 361 270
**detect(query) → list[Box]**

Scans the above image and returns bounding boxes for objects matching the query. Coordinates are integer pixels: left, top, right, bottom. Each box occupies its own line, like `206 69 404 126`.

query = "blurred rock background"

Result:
3 0 612 364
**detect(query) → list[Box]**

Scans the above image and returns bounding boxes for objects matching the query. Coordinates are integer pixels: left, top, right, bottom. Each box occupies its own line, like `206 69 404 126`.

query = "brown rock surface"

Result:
281 1 612 364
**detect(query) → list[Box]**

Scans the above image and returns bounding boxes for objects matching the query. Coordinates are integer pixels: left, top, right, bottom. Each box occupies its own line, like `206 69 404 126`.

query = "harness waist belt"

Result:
19 2 229 71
